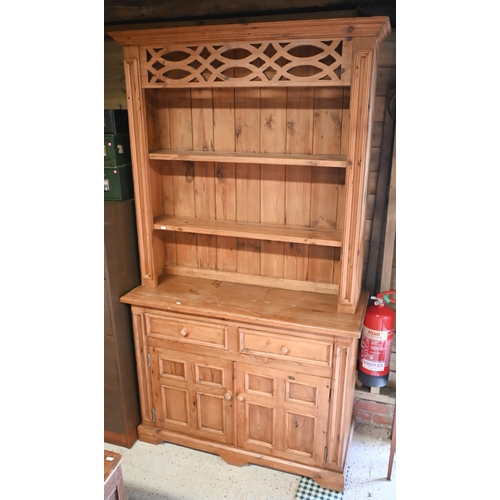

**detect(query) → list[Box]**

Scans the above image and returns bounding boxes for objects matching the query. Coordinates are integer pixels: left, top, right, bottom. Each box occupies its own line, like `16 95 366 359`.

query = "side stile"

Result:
131 309 153 424
338 37 379 313
123 45 157 286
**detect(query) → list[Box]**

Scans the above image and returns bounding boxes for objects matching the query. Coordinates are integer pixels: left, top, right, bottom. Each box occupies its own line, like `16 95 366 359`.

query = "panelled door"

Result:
235 362 330 466
149 346 234 445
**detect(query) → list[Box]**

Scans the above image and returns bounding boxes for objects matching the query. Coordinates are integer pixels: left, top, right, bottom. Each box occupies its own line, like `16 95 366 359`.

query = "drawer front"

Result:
145 312 228 350
239 328 332 367
104 134 131 166
104 165 134 201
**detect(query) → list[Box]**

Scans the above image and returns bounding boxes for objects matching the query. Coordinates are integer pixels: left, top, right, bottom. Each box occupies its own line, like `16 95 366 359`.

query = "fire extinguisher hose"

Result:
377 290 396 304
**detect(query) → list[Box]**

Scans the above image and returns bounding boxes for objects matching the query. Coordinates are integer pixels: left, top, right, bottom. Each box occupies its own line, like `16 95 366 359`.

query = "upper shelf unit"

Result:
109 16 392 313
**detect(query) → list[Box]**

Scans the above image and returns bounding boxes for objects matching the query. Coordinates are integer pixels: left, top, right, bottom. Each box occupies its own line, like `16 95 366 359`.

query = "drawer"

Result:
104 134 131 166
239 328 332 367
104 164 134 201
145 312 228 350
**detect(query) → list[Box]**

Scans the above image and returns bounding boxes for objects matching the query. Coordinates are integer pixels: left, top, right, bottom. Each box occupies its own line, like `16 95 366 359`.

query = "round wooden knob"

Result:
179 328 188 337
224 391 232 400
236 394 244 402
281 346 289 354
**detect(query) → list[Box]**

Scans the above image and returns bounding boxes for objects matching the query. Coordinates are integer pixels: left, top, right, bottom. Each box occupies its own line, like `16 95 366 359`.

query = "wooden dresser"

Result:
109 16 391 490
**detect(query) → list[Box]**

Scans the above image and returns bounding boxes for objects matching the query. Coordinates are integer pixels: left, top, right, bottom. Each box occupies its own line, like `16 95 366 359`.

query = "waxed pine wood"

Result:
147 83 348 292
112 16 391 491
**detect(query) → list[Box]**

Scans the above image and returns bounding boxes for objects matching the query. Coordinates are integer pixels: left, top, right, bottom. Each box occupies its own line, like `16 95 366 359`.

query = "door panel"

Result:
235 362 330 466
150 347 234 444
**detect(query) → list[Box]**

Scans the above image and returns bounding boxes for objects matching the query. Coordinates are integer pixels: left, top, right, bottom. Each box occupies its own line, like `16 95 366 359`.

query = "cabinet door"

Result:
149 346 234 445
235 362 330 467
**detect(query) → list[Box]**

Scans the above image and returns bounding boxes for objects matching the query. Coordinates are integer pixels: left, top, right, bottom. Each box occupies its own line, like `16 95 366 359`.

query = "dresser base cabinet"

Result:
121 275 366 491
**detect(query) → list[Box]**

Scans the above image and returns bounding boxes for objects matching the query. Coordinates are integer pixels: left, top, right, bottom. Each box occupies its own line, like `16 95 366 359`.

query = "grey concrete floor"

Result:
104 423 396 500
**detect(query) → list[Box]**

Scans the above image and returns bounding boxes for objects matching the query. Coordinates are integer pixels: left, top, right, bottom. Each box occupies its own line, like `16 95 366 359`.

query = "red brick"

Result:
353 410 372 422
373 413 394 426
353 399 394 415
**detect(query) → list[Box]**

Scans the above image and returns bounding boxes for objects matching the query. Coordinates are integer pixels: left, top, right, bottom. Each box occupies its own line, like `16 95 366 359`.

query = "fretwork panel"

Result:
141 39 352 88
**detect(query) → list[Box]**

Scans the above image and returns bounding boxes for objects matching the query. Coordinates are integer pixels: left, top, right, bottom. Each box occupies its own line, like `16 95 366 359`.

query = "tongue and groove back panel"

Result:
146 82 348 294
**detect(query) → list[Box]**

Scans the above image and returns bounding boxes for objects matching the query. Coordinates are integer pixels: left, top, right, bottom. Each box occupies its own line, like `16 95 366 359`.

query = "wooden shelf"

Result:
153 215 342 247
149 150 347 168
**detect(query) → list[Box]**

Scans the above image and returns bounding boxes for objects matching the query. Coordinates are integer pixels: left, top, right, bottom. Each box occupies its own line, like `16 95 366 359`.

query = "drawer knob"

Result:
281 346 289 354
179 328 188 337
224 391 232 400
236 394 244 402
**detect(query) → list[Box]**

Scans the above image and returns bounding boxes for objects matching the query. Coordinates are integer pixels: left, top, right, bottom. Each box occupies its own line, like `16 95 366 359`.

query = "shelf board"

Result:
149 150 347 168
153 216 342 247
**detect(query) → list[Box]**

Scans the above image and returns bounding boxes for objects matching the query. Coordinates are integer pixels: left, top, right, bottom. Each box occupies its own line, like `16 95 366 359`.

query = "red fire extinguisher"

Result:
358 290 396 388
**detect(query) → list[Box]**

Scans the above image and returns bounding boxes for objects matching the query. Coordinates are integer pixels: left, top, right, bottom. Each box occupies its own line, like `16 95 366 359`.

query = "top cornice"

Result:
107 16 391 46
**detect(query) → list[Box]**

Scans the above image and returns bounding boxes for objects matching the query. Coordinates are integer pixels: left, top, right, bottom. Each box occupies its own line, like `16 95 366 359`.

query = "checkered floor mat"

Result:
294 468 349 500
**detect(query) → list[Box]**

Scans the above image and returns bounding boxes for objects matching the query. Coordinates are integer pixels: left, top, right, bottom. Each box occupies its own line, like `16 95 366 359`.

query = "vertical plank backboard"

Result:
191 88 214 152
235 88 261 275
172 160 197 267
308 86 344 284
168 89 196 269
145 90 160 151
213 87 237 272
149 91 175 269
161 161 177 266
195 162 217 269
192 88 217 269
155 90 171 150
284 84 313 281
168 89 192 150
260 88 286 278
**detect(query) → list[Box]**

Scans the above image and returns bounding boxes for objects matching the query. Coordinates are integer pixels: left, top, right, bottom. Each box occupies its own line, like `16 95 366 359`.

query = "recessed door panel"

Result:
197 393 225 434
246 403 275 448
236 362 329 466
161 386 189 426
150 347 234 444
285 411 315 457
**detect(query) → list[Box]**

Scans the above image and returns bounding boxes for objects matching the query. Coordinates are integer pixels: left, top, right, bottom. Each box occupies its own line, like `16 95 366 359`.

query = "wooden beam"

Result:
380 132 396 292
365 87 395 294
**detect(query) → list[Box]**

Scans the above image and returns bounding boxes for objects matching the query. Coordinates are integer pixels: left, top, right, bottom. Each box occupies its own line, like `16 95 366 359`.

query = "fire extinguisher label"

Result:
361 359 385 372
360 325 393 376
362 326 391 341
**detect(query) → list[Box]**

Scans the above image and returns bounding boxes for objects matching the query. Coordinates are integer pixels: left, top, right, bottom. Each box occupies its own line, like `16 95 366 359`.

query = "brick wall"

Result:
353 398 395 428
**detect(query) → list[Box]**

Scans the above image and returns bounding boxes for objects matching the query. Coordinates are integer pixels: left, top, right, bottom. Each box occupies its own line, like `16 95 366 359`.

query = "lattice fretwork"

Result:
141 39 352 88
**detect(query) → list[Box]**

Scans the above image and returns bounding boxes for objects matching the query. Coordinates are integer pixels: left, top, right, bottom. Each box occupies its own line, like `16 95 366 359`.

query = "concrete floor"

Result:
104 423 395 500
